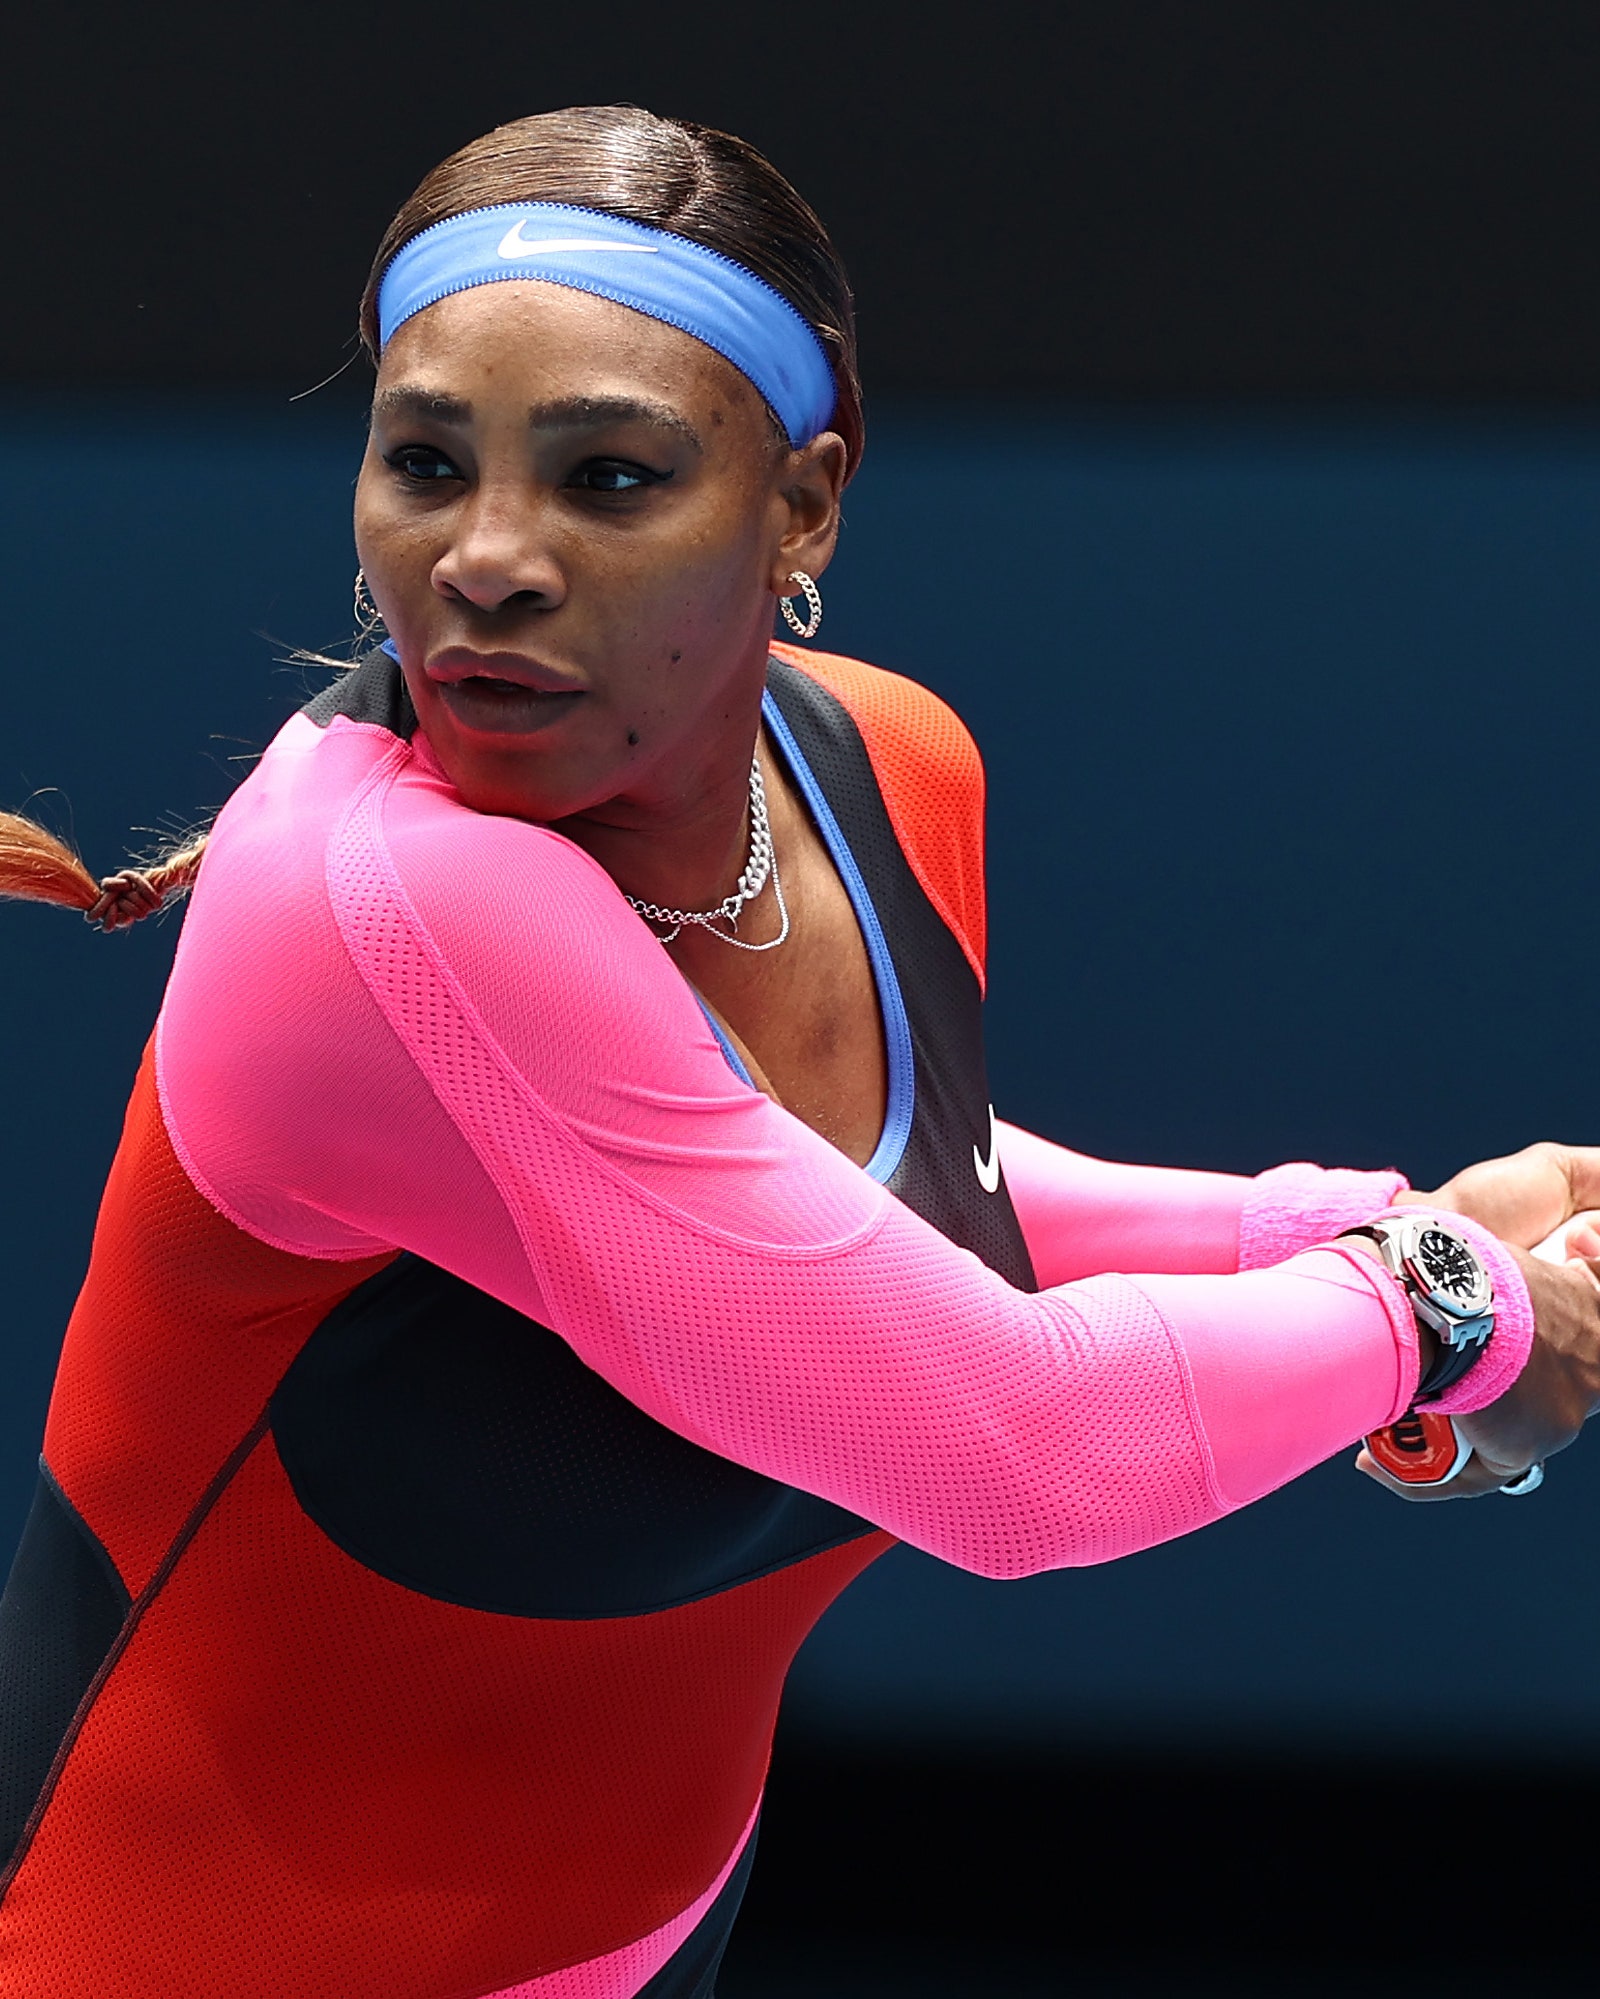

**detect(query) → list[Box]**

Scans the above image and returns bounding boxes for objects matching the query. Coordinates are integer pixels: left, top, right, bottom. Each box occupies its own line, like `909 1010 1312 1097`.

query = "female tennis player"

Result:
2 105 1599 1998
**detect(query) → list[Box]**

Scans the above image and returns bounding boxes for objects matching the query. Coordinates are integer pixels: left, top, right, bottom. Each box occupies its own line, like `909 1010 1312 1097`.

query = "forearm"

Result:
998 1119 1410 1285
997 1119 1251 1282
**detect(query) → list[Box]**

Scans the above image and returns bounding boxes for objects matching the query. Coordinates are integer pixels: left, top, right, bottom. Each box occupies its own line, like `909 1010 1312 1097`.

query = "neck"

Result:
553 672 768 920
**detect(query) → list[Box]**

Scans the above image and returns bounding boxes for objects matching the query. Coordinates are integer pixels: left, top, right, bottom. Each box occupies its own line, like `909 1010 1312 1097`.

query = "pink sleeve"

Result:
997 1121 1410 1284
156 724 1526 1577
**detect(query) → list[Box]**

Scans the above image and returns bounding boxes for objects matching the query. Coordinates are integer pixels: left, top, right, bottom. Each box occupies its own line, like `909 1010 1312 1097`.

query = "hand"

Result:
1398 1142 1600 1255
1356 1244 1600 1501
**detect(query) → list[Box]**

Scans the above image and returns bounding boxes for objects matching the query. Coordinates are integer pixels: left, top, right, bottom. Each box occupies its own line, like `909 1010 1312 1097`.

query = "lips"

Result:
423 648 588 737
425 649 587 696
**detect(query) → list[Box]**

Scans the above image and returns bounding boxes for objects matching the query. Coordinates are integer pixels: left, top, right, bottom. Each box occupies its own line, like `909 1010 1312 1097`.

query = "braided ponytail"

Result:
0 815 207 930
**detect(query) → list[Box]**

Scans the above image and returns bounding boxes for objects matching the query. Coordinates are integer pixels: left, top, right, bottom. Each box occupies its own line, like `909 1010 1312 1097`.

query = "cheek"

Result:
352 467 400 577
631 493 773 626
354 489 441 607
607 557 759 693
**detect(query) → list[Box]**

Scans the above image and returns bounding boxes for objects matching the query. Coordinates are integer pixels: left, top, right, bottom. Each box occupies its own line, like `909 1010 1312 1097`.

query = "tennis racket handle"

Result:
1364 1410 1470 1486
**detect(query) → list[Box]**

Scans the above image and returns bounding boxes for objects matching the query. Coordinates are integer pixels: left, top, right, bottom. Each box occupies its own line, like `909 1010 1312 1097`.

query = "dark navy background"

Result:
14 3 1600 406
6 392 1600 1760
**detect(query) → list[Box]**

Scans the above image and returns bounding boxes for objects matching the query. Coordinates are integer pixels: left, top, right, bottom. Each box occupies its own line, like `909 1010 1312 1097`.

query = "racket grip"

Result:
1364 1409 1470 1486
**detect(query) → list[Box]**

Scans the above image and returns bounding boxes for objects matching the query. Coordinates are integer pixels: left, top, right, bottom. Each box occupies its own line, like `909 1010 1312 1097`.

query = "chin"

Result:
443 746 615 826
448 767 577 824
416 715 593 821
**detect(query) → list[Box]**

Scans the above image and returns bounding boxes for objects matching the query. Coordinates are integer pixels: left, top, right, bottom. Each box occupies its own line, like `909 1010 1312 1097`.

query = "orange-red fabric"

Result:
9 1043 895 1991
41 1046 394 1596
772 643 988 986
0 1431 886 1996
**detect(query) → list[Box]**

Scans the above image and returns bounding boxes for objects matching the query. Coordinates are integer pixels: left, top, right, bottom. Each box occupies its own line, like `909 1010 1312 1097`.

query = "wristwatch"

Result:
1342 1213 1496 1402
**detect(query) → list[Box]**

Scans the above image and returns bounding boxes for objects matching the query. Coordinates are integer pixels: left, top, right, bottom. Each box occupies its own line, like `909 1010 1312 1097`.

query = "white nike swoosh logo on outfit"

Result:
973 1105 1001 1195
497 224 661 260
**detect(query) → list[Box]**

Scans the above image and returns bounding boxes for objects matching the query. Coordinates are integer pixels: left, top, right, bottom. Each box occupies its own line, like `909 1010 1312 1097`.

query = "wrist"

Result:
1337 1230 1442 1394
1340 1212 1491 1401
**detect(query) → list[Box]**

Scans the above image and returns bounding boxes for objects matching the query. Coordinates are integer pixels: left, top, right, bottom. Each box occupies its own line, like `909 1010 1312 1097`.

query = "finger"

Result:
1530 1211 1600 1262
1567 1219 1600 1261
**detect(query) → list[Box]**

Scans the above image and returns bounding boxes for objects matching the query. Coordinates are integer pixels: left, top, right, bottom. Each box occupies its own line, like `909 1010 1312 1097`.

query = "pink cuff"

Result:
1357 1207 1535 1416
1238 1163 1411 1271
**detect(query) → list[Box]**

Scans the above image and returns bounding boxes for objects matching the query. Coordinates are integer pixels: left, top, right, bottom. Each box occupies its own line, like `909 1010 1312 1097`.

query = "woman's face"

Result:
354 280 845 826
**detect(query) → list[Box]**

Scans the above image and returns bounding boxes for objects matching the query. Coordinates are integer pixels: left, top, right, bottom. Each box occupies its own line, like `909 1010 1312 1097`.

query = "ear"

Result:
768 431 848 595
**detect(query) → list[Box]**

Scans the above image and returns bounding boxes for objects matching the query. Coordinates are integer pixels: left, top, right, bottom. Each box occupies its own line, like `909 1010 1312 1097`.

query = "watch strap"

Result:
1414 1332 1486 1403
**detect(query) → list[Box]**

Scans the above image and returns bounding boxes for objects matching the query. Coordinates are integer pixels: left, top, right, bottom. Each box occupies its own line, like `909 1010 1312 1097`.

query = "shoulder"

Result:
197 704 609 932
770 642 984 795
195 709 637 1015
158 710 703 1254
770 642 989 987
157 711 412 1257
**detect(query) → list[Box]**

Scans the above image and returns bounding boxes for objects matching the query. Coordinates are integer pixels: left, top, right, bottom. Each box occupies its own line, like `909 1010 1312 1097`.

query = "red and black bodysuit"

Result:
0 643 1463 1995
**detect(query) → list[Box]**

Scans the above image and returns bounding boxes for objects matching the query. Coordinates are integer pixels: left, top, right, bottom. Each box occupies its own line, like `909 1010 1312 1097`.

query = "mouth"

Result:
423 649 588 737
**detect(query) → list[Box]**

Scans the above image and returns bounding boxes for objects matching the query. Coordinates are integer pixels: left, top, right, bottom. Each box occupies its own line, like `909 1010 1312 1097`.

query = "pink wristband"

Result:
1239 1162 1410 1271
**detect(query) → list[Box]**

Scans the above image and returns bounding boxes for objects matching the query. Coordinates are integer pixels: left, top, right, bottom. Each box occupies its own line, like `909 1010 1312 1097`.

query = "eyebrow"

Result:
372 386 702 452
372 385 472 426
527 395 702 451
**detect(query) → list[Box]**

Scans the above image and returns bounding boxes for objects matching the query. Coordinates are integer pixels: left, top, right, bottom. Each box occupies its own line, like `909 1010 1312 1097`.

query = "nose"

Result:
431 490 566 614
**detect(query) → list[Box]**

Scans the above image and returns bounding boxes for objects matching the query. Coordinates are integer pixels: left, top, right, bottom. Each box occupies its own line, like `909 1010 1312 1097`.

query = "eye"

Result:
567 458 669 494
385 445 462 483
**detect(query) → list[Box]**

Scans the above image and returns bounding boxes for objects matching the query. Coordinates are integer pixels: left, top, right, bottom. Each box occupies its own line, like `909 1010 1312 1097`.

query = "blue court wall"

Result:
5 392 1600 1757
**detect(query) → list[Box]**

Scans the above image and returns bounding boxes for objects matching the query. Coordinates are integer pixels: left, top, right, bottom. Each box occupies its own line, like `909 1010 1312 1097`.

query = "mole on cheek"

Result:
670 649 682 663
627 730 640 747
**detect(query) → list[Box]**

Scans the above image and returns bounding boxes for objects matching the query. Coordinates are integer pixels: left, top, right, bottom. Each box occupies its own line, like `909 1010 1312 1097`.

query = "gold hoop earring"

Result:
778 570 822 641
354 568 385 640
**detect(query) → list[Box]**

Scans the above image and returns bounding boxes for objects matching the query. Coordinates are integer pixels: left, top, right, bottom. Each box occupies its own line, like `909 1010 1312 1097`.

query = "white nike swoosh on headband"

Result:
497 223 661 260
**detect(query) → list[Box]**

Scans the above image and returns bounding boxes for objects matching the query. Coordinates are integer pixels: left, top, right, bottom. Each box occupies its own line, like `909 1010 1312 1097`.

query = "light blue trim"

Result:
695 995 756 1088
376 202 836 447
760 688 914 1185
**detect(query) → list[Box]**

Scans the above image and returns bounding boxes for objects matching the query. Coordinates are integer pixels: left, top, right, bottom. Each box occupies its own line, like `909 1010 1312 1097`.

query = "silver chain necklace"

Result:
623 757 791 951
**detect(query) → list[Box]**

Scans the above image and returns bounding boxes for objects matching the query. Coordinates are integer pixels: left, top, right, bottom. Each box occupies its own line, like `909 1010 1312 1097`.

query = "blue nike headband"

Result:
376 203 838 447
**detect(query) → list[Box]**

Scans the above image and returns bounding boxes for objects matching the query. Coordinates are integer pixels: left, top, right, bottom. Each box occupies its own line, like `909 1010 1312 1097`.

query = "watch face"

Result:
1414 1225 1491 1317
